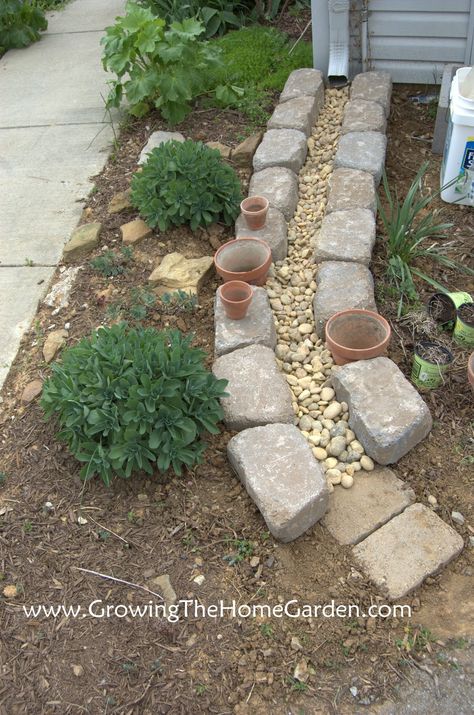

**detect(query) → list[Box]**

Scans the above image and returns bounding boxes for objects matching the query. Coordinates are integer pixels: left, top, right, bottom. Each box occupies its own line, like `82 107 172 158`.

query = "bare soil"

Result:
0 83 473 715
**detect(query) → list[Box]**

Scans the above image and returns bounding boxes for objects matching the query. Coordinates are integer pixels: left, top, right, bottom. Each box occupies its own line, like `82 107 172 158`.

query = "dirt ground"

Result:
0 77 473 715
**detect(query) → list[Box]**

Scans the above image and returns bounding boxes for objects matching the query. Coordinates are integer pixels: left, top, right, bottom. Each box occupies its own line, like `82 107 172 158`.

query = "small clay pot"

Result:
325 309 391 365
214 237 272 286
468 352 474 392
218 281 253 320
240 196 269 230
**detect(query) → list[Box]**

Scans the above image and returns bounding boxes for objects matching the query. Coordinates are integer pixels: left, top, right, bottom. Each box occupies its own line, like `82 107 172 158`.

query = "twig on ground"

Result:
73 567 164 601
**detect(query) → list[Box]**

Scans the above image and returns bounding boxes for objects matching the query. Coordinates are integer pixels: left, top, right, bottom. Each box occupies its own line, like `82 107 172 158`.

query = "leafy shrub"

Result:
378 163 474 317
90 247 133 277
0 0 47 51
41 324 228 484
140 0 251 37
131 140 242 231
101 1 237 124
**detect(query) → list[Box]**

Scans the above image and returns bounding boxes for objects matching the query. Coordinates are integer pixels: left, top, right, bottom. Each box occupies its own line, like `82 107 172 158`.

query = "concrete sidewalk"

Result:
0 0 126 390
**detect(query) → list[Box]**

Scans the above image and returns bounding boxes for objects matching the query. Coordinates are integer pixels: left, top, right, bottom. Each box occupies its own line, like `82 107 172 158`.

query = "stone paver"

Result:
332 357 433 464
249 167 298 221
267 96 319 137
334 131 387 186
350 71 392 117
313 208 376 265
138 131 185 165
341 99 387 134
214 287 277 357
63 222 101 263
280 68 324 105
120 218 152 245
148 253 213 297
227 423 328 542
253 129 308 173
322 468 416 545
313 261 377 337
235 208 288 261
353 504 464 600
212 344 294 430
326 168 376 215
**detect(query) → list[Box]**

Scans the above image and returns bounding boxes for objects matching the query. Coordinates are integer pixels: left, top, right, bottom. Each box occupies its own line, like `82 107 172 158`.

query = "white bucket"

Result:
441 67 474 205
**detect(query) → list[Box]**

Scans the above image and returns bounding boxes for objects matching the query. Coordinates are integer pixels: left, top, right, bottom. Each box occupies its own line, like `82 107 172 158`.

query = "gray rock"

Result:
267 96 319 137
280 68 325 106
334 131 387 186
63 222 101 263
326 168 376 215
138 131 185 165
214 286 277 357
342 99 387 134
253 129 308 173
313 261 377 337
231 132 263 167
322 468 416 545
331 357 433 464
313 208 376 266
212 344 294 430
353 503 463 600
249 167 299 221
235 208 288 261
350 71 392 117
227 423 328 542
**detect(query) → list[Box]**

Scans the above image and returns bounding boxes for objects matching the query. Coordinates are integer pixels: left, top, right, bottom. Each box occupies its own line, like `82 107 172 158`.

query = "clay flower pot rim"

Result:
240 195 269 212
468 352 474 388
326 309 391 357
213 237 272 285
218 280 253 304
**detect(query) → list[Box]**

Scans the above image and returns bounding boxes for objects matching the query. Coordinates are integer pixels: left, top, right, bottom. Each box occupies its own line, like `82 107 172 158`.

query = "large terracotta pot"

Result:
218 281 253 320
325 309 391 366
240 196 269 230
214 237 272 286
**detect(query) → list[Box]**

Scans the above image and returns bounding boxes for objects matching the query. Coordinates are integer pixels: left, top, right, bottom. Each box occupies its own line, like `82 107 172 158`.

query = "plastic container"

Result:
411 341 454 390
441 67 474 205
454 302 474 347
427 291 473 325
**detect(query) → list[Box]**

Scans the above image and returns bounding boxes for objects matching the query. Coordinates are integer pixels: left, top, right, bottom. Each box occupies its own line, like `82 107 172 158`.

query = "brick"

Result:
313 209 375 265
342 99 387 134
334 131 387 186
326 168 376 215
280 68 324 106
235 208 288 262
253 129 308 173
214 286 277 357
350 71 392 117
249 167 298 221
353 504 464 600
332 357 433 464
322 468 415 545
212 344 294 430
227 423 328 542
267 96 319 137
313 261 376 337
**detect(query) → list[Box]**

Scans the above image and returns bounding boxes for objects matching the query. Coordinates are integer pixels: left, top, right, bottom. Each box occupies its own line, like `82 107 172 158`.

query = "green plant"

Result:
160 290 198 313
224 537 254 564
23 520 32 533
141 0 250 38
90 247 133 277
0 1 47 52
260 622 273 637
101 2 236 124
131 140 242 231
378 163 474 317
41 324 228 484
0 472 6 485
195 683 208 695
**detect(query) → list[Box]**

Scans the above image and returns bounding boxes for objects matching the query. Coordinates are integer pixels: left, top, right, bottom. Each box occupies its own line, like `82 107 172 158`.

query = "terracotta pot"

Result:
468 352 474 392
218 281 253 320
240 195 269 230
214 237 272 286
325 309 391 365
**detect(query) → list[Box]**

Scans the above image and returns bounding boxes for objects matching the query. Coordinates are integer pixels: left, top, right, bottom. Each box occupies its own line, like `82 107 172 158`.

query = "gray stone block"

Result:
214 286 277 357
331 357 433 464
353 504 464 600
253 129 308 173
280 68 325 106
227 423 328 542
350 71 392 117
334 132 387 186
326 168 376 215
313 208 376 265
249 167 298 221
235 208 288 262
342 99 387 134
322 468 416 545
138 131 185 165
212 344 294 430
267 96 319 137
313 261 376 337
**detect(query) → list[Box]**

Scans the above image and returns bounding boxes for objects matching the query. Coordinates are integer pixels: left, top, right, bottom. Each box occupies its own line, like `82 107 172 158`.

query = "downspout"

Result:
327 0 350 86
361 0 369 72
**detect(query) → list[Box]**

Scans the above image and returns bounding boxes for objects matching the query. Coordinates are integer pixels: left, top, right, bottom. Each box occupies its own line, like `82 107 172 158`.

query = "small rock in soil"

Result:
43 329 68 363
451 511 465 526
21 379 43 403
